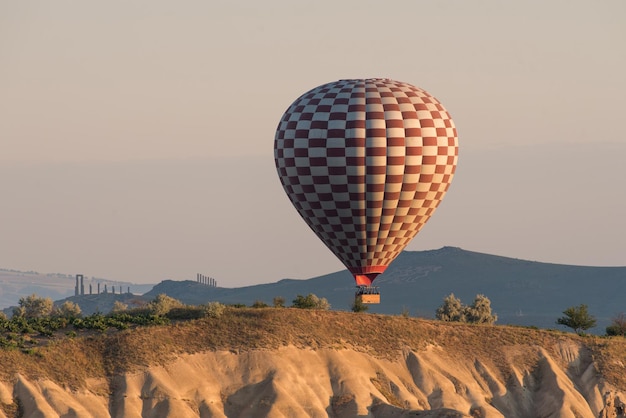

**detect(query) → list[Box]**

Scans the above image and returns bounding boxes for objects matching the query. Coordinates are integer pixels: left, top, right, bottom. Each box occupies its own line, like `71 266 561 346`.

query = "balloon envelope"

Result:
274 78 458 286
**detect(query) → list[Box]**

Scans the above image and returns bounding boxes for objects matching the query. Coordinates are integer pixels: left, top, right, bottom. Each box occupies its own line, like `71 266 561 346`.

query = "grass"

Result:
0 307 625 391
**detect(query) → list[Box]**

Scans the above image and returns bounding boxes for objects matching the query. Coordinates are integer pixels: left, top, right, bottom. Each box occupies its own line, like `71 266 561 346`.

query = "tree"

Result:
351 296 369 313
464 294 498 325
606 312 626 336
557 304 597 334
292 294 330 310
435 293 497 324
435 294 465 322
13 294 54 318
273 296 286 308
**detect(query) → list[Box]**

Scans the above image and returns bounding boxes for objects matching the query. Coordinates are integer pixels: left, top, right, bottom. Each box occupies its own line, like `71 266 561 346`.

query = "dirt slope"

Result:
1 309 625 417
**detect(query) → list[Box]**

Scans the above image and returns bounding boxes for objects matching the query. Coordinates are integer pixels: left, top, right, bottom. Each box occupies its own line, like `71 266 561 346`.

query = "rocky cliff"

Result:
1 309 625 417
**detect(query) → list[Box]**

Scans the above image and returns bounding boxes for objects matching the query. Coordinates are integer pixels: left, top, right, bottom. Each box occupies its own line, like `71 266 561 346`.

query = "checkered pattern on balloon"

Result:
274 79 458 300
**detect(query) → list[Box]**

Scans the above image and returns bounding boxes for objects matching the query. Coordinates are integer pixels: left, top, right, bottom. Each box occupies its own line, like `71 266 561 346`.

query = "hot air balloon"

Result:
274 78 458 303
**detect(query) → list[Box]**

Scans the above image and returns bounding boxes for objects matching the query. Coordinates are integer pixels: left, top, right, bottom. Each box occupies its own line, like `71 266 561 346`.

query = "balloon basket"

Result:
355 286 380 304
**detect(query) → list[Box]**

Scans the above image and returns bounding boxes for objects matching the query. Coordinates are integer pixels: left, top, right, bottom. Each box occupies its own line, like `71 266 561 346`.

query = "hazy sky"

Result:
1 1 625 287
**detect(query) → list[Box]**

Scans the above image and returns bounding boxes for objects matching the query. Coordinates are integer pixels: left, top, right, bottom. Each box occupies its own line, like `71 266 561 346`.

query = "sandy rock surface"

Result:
1 341 625 418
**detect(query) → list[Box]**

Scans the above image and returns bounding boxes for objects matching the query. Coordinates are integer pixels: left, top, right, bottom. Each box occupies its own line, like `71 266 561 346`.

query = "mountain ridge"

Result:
3 247 625 334
142 247 626 334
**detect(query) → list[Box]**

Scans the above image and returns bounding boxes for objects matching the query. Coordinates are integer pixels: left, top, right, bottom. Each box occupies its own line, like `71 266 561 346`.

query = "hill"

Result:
0 270 75 309
142 247 626 334
0 308 625 417
0 269 155 313
6 247 625 334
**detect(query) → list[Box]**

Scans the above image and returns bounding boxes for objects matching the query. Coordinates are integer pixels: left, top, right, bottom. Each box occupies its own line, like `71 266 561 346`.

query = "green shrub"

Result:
292 294 331 310
606 313 626 337
435 294 497 324
204 302 226 318
111 301 129 313
351 297 369 313
14 294 53 319
146 294 185 316
464 294 498 325
81 313 109 332
251 300 269 308
435 294 465 322
166 306 204 320
52 301 82 319
273 296 286 308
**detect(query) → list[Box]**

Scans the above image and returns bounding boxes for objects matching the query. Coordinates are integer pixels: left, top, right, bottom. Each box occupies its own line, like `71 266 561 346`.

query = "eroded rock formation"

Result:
1 341 624 417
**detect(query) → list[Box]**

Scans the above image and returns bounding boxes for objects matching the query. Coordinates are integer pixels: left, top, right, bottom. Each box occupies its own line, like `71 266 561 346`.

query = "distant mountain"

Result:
0 270 75 309
0 269 156 311
8 247 625 334
143 247 626 334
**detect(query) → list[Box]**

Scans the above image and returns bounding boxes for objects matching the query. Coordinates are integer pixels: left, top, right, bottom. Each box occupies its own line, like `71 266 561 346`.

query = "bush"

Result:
606 313 626 336
204 302 226 318
0 304 182 351
351 296 369 313
166 306 204 320
292 294 331 310
273 296 286 308
111 301 129 313
251 300 269 308
14 294 53 319
53 301 82 319
147 294 184 316
557 304 597 335
76 313 109 332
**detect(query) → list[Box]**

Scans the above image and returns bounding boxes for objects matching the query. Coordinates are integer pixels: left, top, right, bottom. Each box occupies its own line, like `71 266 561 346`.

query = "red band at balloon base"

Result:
349 265 387 286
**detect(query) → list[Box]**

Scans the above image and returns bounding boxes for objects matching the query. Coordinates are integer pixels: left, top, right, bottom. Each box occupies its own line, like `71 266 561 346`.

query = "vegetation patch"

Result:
0 295 625 393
